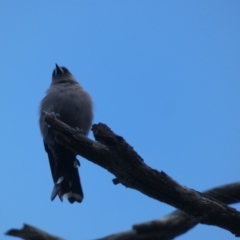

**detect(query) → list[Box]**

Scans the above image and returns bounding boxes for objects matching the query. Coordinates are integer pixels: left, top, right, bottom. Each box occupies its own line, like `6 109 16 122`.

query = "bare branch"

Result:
5 224 64 240
6 183 240 240
43 112 240 236
98 182 240 240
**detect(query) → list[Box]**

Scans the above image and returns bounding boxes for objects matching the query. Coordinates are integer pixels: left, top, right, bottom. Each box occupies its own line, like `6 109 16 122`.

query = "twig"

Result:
5 224 64 240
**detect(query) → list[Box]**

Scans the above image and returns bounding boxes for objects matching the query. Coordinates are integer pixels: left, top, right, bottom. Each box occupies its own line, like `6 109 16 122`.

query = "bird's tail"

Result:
44 140 84 203
51 164 84 203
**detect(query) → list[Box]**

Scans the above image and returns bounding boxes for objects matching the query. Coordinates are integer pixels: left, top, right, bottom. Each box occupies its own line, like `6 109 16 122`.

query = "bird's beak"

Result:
55 64 64 75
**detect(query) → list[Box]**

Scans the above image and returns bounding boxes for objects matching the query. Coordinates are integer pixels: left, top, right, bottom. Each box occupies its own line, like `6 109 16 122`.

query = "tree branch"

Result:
6 183 240 240
98 182 240 240
42 112 240 236
5 224 64 240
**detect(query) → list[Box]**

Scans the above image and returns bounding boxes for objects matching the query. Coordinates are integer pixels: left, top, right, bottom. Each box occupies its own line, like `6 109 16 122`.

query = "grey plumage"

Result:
39 64 93 203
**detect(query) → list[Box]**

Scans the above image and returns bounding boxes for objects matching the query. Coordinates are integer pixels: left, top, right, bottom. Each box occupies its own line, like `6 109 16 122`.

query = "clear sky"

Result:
0 1 239 240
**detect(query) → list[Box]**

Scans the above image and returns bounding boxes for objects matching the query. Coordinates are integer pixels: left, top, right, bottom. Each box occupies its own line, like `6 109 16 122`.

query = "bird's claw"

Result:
50 112 60 119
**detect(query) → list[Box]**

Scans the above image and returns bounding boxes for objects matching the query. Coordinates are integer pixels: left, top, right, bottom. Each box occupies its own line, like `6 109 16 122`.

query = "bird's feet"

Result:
49 112 60 119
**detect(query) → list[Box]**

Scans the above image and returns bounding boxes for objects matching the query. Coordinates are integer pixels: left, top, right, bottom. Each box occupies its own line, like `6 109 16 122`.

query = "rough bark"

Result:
6 113 240 240
40 112 240 237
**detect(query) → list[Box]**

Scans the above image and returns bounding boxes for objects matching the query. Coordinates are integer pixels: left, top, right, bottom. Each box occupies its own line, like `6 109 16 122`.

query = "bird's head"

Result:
52 64 77 84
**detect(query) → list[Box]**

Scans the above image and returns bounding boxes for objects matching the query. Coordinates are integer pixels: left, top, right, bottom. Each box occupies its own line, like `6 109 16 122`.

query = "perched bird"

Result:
39 64 93 203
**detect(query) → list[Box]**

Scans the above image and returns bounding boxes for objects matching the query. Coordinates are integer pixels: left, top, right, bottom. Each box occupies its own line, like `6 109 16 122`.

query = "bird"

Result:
39 64 93 203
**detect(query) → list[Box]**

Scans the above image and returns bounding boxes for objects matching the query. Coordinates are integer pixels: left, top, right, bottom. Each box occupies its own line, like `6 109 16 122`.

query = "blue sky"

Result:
0 1 239 240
